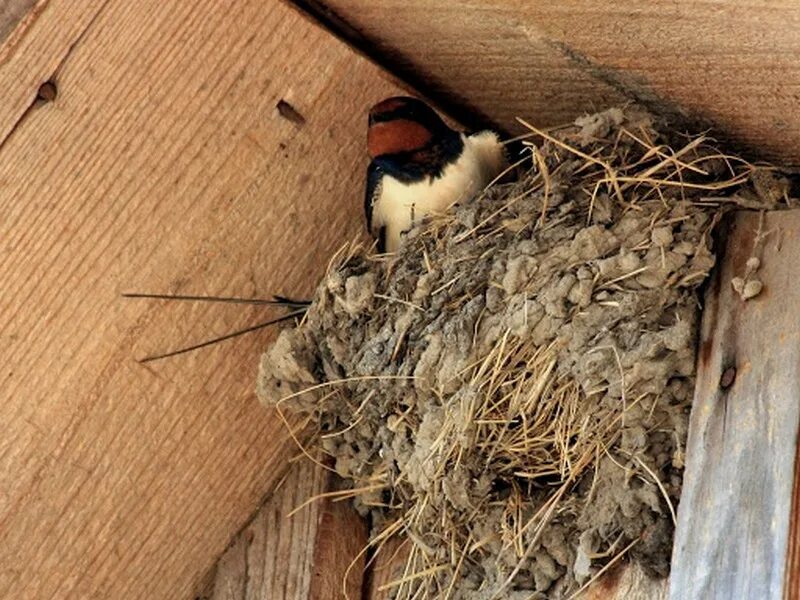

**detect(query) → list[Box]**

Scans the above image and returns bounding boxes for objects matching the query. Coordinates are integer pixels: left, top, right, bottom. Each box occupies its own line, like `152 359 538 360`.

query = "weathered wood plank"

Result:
670 210 800 599
205 459 368 600
314 0 800 164
0 0 406 598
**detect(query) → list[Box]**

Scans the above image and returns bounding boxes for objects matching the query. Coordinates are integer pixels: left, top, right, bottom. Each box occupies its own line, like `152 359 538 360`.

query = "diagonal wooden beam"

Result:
0 0 411 597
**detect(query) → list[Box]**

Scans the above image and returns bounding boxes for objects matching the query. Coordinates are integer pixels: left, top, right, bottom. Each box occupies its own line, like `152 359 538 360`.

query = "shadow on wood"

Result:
310 0 800 164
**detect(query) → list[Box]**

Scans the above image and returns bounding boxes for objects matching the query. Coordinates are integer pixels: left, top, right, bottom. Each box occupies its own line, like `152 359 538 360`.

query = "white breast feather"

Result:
373 131 506 251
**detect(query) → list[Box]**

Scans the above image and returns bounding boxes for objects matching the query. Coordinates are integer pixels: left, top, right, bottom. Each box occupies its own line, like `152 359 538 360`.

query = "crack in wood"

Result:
44 0 113 87
0 93 39 155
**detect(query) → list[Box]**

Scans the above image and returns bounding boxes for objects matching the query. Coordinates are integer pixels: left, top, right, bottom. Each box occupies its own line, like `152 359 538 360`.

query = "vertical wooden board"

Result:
670 210 800 599
206 460 368 600
365 535 410 600
315 0 800 164
0 0 406 598
307 483 367 600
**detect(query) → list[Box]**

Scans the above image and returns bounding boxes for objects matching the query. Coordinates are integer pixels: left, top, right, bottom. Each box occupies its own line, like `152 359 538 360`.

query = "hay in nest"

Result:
257 107 792 599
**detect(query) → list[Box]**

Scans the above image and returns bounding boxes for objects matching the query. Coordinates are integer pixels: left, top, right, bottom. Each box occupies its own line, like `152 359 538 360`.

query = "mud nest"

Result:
257 107 791 599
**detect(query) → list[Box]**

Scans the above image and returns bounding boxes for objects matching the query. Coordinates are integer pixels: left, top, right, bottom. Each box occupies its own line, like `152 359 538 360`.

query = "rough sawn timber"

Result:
0 0 405 598
313 0 800 165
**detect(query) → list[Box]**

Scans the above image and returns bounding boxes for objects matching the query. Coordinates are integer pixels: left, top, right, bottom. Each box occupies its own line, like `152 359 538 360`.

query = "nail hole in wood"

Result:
720 366 737 389
37 80 58 103
276 99 306 126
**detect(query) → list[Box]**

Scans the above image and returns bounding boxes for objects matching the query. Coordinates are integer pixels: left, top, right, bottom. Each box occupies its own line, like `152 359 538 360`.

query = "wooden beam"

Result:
204 459 368 600
670 210 800 598
0 0 407 598
314 0 800 164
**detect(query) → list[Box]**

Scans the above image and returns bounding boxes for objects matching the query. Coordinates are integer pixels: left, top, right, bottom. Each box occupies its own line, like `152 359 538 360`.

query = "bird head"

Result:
367 96 452 159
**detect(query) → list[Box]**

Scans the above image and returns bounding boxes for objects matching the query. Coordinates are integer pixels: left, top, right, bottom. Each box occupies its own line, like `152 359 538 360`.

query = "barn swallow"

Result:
127 98 507 361
365 96 507 252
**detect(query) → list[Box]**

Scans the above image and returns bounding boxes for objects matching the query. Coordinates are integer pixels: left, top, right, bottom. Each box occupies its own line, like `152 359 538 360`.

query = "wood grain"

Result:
0 0 36 45
0 1 405 598
365 534 410 600
670 210 800 599
205 459 367 600
314 0 800 164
